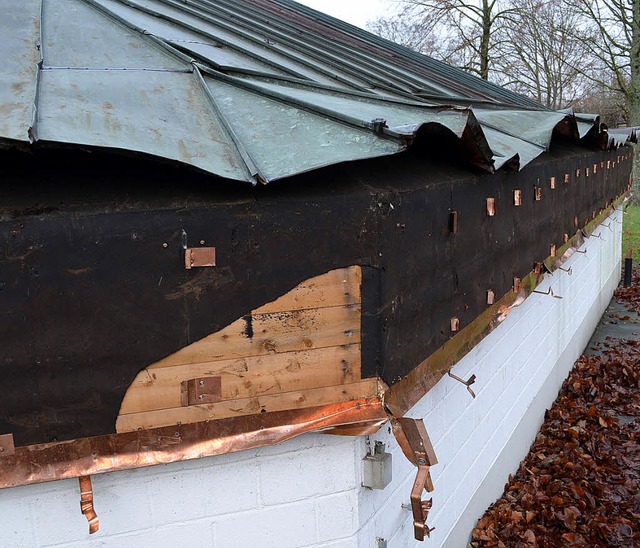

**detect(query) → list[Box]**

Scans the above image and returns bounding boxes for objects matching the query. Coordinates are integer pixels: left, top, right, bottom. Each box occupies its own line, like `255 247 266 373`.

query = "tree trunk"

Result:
630 0 640 125
480 0 491 80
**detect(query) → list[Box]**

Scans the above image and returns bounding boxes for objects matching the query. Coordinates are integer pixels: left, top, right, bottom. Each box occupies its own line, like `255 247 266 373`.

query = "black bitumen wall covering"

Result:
0 142 631 446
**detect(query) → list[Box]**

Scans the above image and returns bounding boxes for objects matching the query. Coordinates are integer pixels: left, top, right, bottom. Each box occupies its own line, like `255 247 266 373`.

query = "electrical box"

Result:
362 441 392 490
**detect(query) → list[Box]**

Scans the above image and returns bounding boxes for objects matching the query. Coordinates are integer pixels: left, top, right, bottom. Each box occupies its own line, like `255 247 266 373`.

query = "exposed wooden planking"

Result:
120 344 362 414
149 303 361 369
116 379 382 433
255 266 361 314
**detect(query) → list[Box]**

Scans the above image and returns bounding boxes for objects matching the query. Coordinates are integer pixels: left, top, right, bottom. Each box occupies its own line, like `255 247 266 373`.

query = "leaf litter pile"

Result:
472 268 640 547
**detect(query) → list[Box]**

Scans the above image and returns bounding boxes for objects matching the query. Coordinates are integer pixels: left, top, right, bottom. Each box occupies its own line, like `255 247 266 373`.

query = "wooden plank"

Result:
149 303 361 369
116 379 382 433
119 344 362 415
255 266 361 314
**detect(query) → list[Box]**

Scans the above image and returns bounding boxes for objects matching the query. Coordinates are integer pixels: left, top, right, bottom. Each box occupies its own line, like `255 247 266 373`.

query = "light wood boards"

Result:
117 266 380 433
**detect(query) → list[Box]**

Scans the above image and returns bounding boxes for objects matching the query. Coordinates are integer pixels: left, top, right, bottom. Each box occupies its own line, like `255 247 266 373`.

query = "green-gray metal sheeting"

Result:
0 0 630 183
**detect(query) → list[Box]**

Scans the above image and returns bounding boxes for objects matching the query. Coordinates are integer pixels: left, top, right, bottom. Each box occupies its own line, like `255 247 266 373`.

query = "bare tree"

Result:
564 0 640 123
368 0 518 80
393 0 518 80
495 0 593 109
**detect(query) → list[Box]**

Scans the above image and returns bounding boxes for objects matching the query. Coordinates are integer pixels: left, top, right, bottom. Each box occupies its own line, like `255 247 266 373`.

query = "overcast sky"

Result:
294 0 391 28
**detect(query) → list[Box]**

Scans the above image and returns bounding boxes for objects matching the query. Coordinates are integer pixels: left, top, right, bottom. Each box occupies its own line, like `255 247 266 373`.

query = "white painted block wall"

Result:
0 209 623 548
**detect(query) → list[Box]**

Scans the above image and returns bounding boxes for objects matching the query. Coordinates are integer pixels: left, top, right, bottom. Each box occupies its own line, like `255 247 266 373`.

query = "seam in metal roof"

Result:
0 0 631 184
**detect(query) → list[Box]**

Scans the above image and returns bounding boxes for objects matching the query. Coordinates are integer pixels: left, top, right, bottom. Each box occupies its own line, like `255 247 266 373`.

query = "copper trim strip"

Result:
0 398 386 489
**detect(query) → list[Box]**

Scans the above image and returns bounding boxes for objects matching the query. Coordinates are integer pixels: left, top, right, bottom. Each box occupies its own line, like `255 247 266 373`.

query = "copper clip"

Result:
486 290 495 305
513 277 521 293
514 190 522 206
450 317 460 332
532 287 562 299
392 419 438 542
557 265 572 275
449 210 459 235
0 434 15 458
447 368 477 398
79 476 99 534
486 198 496 217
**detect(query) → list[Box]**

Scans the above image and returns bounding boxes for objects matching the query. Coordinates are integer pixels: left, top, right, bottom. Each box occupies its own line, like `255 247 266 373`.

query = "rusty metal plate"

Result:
181 377 222 406
184 247 216 269
0 434 15 458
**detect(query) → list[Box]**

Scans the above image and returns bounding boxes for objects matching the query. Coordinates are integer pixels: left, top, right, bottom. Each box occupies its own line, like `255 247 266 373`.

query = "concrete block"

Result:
216 502 317 548
259 441 356 506
149 460 258 524
316 492 358 543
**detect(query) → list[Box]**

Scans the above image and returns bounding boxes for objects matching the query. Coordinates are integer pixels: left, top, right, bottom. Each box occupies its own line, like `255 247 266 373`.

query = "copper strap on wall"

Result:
392 418 438 541
79 476 99 534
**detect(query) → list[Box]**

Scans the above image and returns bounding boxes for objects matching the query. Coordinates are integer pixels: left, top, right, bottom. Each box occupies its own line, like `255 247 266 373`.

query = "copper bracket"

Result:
514 189 522 206
533 287 562 299
513 277 521 293
450 317 460 332
79 476 99 534
449 210 459 235
486 198 496 217
181 377 222 406
447 368 477 398
392 418 437 541
0 434 15 458
486 290 495 305
184 247 216 269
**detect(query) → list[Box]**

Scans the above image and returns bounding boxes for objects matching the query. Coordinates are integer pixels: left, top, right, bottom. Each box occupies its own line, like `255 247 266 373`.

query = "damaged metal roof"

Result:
0 0 631 183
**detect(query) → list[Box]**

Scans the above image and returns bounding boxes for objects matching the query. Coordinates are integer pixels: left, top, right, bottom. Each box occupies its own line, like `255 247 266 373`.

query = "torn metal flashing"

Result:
0 0 633 183
0 398 387 489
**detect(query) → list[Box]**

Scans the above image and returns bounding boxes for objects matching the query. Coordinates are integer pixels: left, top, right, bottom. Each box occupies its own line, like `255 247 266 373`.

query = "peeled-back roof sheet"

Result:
0 0 629 183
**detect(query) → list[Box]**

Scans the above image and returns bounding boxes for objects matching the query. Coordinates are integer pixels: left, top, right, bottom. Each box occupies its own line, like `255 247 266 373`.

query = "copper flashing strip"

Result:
0 398 386 489
384 193 627 417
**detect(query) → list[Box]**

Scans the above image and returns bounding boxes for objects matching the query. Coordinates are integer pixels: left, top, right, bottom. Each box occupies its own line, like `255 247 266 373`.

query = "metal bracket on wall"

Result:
181 228 216 269
0 434 15 458
447 368 477 398
79 476 99 534
532 287 563 299
392 418 438 542
184 247 216 269
181 377 222 406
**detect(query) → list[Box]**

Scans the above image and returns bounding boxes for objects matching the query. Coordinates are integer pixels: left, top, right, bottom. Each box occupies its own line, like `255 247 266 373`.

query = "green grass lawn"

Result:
623 205 640 259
